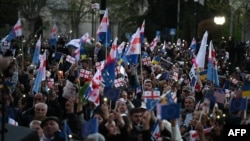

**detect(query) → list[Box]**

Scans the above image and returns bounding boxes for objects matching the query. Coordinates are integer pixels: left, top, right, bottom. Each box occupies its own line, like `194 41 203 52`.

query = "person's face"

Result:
182 90 191 97
35 105 47 117
153 66 161 74
107 121 117 135
127 92 134 100
130 112 142 125
144 82 153 91
121 91 127 100
30 123 43 138
42 120 60 138
118 102 127 113
184 98 195 112
34 94 45 105
190 111 200 126
48 90 57 101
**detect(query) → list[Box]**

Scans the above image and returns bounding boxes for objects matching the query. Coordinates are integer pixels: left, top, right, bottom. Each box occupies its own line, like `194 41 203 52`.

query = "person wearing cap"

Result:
179 86 194 109
179 96 196 135
115 98 128 116
40 116 64 141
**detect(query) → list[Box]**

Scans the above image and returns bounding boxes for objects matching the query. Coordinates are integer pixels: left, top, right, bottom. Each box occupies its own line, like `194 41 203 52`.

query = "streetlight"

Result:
214 16 225 25
214 16 225 47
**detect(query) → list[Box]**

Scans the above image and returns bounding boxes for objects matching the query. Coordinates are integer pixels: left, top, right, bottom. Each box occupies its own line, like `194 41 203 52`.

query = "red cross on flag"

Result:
66 55 76 64
114 78 124 88
149 37 158 52
189 127 213 141
142 57 152 66
202 98 210 114
152 121 161 140
95 61 105 71
143 90 160 99
80 69 92 79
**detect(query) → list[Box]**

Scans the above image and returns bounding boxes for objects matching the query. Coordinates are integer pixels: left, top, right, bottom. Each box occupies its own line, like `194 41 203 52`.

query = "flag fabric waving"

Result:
125 28 141 64
146 98 159 110
195 31 208 69
140 20 145 47
151 120 161 140
143 90 161 99
50 23 57 47
32 35 42 67
96 9 111 47
5 19 22 44
101 37 118 87
242 85 250 97
159 103 180 120
81 118 98 137
13 19 22 37
207 41 219 87
103 87 121 101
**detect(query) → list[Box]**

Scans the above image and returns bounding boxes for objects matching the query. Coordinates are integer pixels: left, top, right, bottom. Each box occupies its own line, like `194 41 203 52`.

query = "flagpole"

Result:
140 51 144 95
105 31 107 60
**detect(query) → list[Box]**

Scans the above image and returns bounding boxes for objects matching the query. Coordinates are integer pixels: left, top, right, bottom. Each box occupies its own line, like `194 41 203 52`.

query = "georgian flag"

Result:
80 69 92 79
114 78 125 88
66 55 76 64
143 90 161 99
142 57 152 66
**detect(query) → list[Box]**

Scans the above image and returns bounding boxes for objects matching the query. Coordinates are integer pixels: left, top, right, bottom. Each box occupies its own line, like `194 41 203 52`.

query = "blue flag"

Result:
103 87 121 101
59 121 72 140
229 98 247 113
81 118 98 137
101 63 116 87
146 99 159 110
32 69 42 93
160 103 180 120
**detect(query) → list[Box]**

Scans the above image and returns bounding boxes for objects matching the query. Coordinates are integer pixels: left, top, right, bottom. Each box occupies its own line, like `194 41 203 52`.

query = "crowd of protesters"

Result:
0 32 250 141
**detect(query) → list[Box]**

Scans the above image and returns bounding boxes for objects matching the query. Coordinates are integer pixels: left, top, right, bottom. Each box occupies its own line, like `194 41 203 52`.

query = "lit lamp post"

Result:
214 16 225 25
214 16 225 46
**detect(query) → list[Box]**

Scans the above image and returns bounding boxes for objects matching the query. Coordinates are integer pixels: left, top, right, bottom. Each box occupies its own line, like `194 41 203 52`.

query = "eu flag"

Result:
160 103 180 120
103 87 121 101
81 118 98 137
